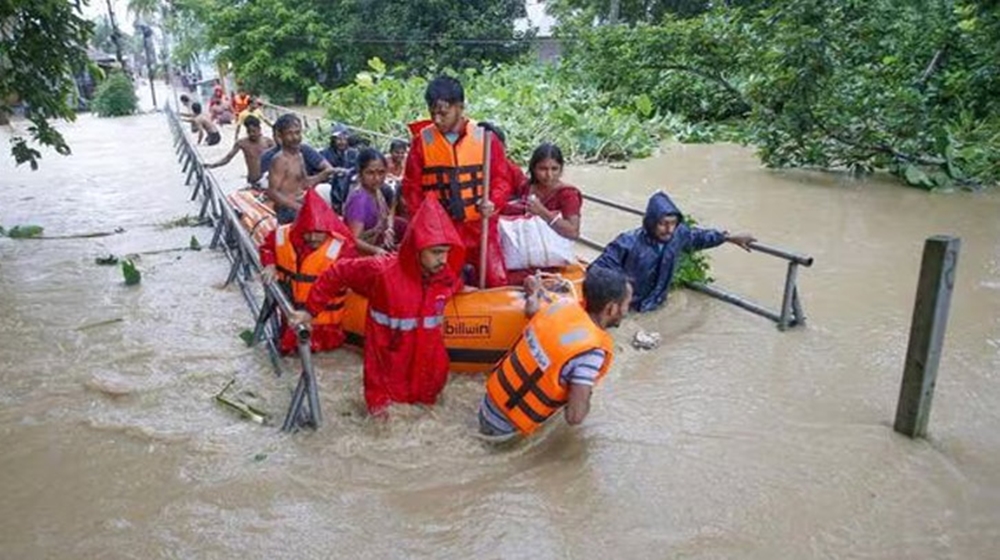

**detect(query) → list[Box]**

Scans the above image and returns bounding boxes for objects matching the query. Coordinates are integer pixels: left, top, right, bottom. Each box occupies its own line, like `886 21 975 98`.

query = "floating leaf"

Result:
95 254 119 266
238 329 254 346
189 235 202 251
902 164 935 189
7 225 44 238
122 259 141 286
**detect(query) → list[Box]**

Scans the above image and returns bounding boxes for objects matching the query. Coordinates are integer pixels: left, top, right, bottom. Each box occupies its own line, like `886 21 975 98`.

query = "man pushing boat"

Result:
477 266 632 440
290 200 466 415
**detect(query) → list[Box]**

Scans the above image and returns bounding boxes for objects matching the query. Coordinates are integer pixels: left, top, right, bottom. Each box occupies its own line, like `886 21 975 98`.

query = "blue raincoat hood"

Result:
642 191 685 239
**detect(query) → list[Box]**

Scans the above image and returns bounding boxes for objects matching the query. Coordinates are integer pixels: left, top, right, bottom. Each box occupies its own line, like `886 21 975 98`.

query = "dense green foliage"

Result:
309 59 665 165
92 72 139 117
563 0 1000 188
1 0 93 169
179 0 528 103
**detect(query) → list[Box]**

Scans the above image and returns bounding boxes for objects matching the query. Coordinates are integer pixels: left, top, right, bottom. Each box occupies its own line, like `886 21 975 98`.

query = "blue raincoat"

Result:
592 191 726 312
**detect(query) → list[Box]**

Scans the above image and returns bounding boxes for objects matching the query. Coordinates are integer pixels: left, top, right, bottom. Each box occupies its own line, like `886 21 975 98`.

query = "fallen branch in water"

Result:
214 379 270 424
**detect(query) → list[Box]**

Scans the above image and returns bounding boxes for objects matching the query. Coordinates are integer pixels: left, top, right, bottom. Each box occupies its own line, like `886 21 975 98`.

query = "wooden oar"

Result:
478 126 493 289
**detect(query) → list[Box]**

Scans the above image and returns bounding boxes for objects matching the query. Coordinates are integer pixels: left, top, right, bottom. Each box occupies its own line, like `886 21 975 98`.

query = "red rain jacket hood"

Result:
288 189 355 257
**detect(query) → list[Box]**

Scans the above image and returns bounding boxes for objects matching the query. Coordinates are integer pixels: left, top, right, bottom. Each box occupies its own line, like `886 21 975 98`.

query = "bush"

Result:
92 72 138 117
308 58 668 166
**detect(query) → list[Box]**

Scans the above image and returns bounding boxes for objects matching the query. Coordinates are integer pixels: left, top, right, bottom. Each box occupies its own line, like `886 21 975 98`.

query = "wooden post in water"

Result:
894 236 960 438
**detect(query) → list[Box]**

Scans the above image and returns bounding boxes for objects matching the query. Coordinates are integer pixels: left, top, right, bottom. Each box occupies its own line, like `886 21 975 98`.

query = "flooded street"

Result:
1 96 998 558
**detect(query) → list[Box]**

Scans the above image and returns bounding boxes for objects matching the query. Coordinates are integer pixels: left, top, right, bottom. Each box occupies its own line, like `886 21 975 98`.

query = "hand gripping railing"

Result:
579 192 814 330
165 105 322 430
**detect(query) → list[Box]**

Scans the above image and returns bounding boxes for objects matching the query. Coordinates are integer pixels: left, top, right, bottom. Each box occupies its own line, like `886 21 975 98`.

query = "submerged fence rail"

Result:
166 105 322 431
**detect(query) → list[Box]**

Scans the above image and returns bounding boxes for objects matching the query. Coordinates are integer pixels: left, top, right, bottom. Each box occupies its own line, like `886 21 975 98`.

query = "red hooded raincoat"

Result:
305 200 466 413
260 189 358 353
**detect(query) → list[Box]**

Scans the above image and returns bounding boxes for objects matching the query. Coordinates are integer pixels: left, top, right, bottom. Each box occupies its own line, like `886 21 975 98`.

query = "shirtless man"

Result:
267 114 335 224
204 116 275 187
183 102 222 146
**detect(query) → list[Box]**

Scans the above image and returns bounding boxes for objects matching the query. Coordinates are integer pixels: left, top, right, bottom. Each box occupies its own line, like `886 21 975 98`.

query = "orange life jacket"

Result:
233 93 251 114
485 298 614 435
419 120 485 222
275 225 348 326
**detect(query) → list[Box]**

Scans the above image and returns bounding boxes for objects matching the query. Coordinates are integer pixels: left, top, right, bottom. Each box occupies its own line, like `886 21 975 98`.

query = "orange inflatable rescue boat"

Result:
227 189 278 246
340 267 584 373
227 187 586 374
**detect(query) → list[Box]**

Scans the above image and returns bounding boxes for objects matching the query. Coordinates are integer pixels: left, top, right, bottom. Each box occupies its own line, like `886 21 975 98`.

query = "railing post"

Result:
894 236 960 438
778 261 799 331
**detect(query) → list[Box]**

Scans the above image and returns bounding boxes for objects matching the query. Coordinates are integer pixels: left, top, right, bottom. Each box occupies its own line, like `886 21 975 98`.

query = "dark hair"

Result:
424 75 464 107
191 102 202 115
479 121 506 145
243 115 261 129
274 113 301 134
583 267 630 314
348 134 369 148
389 139 409 152
357 147 387 172
179 94 190 103
528 143 564 184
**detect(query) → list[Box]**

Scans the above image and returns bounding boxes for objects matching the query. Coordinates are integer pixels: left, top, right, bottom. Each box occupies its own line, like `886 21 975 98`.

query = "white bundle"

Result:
499 215 574 270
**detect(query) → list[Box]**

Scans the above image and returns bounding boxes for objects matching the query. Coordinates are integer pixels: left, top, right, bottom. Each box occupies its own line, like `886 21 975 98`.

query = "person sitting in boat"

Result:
386 139 408 184
266 114 337 224
402 75 511 288
320 123 359 212
384 139 409 216
291 200 466 415
343 148 408 256
260 121 329 178
259 189 359 353
204 116 276 188
591 190 756 313
502 142 581 240
477 266 632 439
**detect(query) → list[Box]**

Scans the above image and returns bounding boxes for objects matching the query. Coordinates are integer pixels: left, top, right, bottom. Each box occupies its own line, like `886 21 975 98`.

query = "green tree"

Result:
178 0 528 103
565 0 1000 188
1 0 94 169
548 0 763 26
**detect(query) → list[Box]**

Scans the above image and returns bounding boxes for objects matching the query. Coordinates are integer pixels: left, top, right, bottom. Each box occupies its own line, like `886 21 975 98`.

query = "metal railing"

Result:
166 105 323 431
258 101 405 145
580 193 814 330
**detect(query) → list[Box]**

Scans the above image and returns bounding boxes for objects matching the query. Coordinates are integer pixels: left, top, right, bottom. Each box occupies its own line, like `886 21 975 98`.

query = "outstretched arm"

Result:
592 232 631 271
565 384 593 425
205 141 242 169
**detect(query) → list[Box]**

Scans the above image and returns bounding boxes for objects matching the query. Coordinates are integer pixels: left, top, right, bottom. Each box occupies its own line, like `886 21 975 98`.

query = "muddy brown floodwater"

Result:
1 97 998 558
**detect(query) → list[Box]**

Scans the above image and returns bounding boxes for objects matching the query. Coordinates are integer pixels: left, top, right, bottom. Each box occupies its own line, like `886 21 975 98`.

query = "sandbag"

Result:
499 215 574 270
